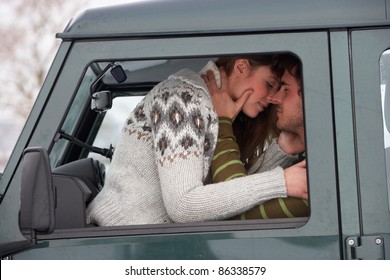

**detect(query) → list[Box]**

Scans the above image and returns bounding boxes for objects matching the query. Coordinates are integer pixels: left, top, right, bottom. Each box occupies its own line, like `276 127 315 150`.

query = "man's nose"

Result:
268 90 284 104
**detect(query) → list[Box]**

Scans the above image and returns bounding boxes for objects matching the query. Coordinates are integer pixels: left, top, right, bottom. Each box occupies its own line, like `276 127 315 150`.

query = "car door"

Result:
348 27 390 259
1 30 340 259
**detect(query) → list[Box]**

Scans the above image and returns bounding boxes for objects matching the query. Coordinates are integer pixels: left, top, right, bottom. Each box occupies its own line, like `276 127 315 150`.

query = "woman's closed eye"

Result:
266 80 281 93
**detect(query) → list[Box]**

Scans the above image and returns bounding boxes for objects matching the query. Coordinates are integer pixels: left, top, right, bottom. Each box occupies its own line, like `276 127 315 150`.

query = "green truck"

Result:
1 0 390 259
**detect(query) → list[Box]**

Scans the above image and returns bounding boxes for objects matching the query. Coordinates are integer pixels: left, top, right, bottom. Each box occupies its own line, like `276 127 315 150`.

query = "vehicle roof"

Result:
58 0 390 39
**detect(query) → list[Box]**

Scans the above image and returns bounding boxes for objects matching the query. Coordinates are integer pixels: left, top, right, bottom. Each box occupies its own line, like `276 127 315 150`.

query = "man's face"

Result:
269 69 303 134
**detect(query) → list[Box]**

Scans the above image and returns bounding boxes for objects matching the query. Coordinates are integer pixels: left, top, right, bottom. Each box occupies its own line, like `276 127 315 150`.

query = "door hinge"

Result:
346 235 385 259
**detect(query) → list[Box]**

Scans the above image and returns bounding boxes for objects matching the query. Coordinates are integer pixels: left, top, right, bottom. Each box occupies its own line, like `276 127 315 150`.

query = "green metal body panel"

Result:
14 234 340 260
0 0 389 259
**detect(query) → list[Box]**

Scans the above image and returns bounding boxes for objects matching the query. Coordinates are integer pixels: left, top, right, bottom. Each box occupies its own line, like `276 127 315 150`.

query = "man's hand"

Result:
202 68 251 121
284 160 307 199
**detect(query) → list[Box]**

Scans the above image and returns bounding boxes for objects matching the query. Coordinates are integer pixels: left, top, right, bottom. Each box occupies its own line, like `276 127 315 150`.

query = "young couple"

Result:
86 54 308 226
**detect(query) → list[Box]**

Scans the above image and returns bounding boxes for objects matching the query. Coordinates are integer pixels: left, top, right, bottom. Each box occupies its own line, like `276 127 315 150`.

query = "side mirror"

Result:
19 147 55 235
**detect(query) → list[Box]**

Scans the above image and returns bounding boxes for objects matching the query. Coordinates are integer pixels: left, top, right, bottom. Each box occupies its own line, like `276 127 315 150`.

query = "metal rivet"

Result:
348 239 355 246
375 238 382 245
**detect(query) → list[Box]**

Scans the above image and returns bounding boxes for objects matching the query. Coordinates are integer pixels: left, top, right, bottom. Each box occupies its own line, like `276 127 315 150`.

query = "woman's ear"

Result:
233 59 250 77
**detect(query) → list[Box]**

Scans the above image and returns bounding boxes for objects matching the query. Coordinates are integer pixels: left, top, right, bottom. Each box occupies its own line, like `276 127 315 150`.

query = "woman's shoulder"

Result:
168 68 209 94
146 68 211 106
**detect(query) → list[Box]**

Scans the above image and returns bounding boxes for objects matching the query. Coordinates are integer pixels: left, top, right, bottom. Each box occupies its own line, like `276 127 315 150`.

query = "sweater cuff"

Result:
248 166 287 199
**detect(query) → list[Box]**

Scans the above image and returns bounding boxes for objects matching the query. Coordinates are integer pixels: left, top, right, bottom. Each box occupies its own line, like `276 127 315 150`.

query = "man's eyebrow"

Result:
280 81 290 86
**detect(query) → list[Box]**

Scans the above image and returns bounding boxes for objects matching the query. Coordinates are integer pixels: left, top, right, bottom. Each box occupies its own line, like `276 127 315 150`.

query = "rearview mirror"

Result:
91 90 112 112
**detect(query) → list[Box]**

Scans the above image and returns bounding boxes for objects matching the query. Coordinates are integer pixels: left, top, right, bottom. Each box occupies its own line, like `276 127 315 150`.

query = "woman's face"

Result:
230 64 280 118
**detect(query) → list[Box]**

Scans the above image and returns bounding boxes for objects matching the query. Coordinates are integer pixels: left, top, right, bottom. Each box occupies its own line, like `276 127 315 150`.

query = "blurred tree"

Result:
0 0 90 171
0 0 88 120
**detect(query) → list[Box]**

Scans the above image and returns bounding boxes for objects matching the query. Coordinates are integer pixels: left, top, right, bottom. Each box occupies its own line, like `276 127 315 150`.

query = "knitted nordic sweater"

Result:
86 63 288 226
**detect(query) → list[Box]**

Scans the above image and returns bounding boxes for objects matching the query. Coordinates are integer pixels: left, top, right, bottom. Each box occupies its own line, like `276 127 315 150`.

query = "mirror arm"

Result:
56 131 114 159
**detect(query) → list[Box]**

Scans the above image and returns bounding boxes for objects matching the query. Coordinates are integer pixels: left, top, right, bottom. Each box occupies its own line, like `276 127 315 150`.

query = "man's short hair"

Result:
273 54 302 86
